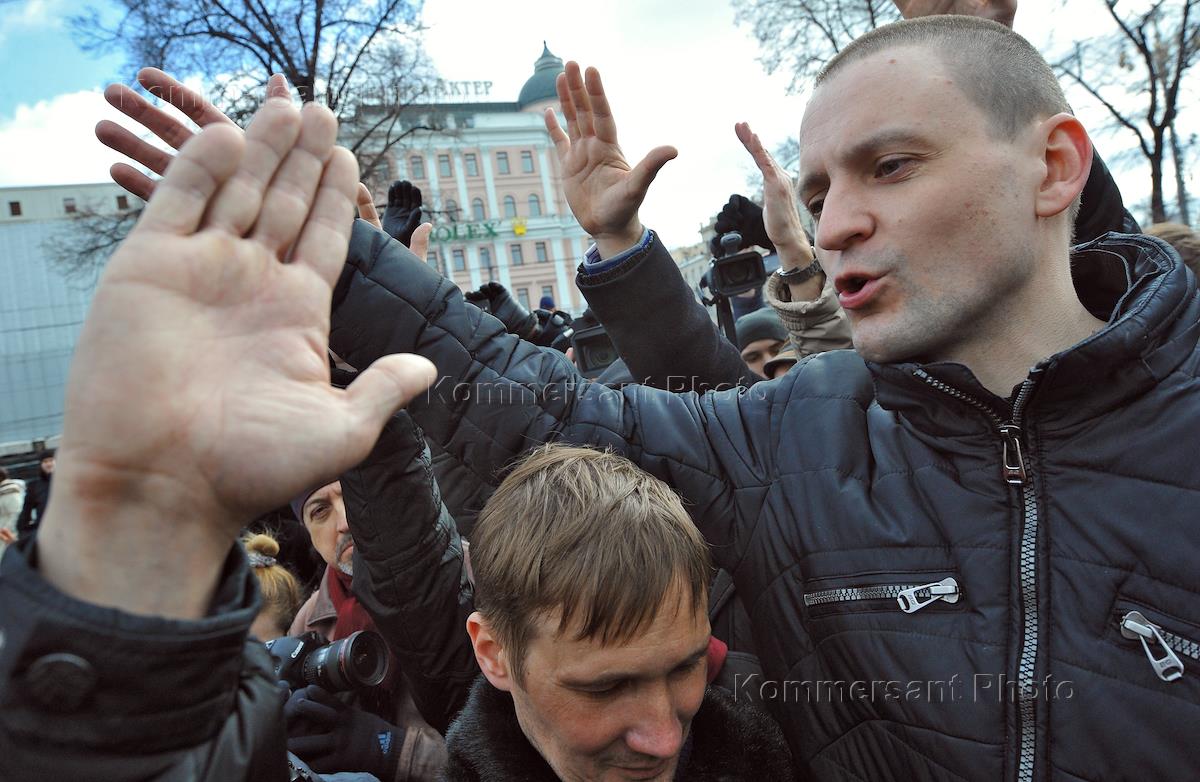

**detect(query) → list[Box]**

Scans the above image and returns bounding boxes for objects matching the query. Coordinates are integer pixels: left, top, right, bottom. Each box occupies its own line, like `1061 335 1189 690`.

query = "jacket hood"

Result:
869 232 1198 435
0 480 21 495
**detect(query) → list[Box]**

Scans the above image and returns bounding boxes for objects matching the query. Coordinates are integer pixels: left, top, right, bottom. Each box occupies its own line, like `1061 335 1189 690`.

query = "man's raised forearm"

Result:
329 221 760 562
577 231 758 392
341 413 477 733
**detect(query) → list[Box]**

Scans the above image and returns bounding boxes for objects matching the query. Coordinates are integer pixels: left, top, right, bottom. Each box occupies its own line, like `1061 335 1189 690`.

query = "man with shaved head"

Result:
320 9 1200 781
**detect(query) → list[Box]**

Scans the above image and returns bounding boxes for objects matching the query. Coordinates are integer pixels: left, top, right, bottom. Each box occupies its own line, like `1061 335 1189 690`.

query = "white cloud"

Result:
0 0 66 46
0 88 172 187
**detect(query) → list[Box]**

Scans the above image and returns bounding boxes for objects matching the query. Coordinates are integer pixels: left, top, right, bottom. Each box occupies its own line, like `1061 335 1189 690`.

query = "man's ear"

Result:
1035 113 1092 219
467 611 514 692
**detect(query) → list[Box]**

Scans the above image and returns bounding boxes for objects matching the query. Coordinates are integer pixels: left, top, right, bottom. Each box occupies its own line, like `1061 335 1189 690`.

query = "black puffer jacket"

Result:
343 414 478 735
330 225 1200 781
0 541 286 781
442 677 792 781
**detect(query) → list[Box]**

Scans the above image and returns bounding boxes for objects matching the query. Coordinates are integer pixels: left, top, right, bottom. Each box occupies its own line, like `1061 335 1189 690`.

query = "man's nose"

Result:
814 184 874 253
623 689 686 760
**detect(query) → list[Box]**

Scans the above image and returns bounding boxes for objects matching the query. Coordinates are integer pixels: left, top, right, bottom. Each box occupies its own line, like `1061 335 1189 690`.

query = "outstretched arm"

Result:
330 221 777 567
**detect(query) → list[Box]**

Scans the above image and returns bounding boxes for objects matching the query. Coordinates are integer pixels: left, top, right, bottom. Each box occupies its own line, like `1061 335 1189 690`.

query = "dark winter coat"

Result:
441 677 792 781
0 540 286 781
329 222 1200 781
342 414 478 736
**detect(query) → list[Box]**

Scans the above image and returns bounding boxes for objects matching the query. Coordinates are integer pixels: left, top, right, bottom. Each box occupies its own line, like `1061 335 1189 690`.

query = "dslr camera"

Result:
266 629 389 693
708 231 767 297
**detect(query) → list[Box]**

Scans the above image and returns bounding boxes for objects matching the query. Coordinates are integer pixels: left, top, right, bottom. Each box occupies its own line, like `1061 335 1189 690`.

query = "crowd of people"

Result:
2 1 1199 780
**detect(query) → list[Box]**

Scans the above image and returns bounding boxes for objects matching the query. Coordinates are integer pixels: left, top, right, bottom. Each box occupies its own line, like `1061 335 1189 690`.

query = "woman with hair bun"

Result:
242 532 303 642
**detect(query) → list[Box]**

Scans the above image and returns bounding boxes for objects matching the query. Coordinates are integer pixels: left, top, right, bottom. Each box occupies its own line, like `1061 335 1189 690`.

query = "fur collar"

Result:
442 676 792 781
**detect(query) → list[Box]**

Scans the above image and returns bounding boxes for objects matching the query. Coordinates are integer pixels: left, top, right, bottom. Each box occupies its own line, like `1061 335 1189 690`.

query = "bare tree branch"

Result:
1057 0 1199 223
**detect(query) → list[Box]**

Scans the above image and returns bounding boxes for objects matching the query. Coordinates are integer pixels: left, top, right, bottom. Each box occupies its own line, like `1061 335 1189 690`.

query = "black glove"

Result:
382 180 423 247
710 194 774 256
465 282 538 339
284 685 405 780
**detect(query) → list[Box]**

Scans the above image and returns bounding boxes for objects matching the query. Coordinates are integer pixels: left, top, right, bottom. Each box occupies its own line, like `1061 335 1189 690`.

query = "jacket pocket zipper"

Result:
803 577 961 614
1118 610 1200 682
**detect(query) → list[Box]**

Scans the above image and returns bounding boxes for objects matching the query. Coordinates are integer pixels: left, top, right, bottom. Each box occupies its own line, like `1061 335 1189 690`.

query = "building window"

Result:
496 151 510 175
452 249 466 271
465 153 478 177
479 246 491 271
438 154 451 178
503 195 517 218
63 198 77 214
116 195 130 210
410 155 425 179
542 285 555 301
536 242 548 263
521 151 535 173
8 201 21 217
445 199 459 222
516 287 530 309
528 194 541 217
426 250 440 268
510 244 524 265
472 198 486 221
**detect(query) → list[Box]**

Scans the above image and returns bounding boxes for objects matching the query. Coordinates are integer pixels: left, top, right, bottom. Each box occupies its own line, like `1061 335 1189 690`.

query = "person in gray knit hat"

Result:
734 307 789 378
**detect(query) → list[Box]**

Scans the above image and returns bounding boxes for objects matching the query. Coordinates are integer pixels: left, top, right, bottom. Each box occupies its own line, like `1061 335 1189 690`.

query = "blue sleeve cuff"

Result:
581 228 653 275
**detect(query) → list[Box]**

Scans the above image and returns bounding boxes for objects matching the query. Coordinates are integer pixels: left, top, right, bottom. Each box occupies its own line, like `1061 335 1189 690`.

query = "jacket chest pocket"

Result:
801 570 965 620
1112 599 1200 684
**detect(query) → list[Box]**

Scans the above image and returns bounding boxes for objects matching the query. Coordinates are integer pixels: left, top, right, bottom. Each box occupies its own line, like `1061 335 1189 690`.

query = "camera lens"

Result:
301 630 389 692
581 344 617 369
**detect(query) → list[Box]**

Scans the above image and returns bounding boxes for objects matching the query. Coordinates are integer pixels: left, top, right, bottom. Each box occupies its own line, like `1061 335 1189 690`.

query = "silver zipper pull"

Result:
1120 611 1185 682
896 577 961 613
999 424 1027 484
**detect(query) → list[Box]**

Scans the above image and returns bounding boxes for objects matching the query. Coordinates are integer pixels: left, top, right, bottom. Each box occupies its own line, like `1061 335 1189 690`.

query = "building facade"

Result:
0 182 142 446
364 45 590 313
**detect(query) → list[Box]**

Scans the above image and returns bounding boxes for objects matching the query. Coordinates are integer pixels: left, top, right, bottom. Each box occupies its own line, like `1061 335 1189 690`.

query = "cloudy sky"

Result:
0 0 1190 245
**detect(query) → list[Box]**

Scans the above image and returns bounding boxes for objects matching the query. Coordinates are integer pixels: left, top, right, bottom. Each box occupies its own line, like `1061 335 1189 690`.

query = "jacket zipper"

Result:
1119 610 1200 682
804 577 961 613
915 369 1040 782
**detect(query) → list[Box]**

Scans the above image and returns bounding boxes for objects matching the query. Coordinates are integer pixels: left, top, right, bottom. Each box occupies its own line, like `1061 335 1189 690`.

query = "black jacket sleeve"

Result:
575 239 758 392
329 221 771 571
342 413 478 735
0 540 286 781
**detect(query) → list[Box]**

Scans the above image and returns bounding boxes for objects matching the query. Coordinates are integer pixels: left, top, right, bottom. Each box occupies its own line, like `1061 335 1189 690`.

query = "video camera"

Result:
265 630 389 693
570 323 619 379
708 232 767 297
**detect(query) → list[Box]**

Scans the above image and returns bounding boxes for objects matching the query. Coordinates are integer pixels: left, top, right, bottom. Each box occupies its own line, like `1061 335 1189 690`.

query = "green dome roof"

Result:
518 43 564 108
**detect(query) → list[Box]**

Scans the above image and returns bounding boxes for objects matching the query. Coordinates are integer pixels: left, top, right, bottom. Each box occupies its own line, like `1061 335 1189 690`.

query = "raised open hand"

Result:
893 0 1016 27
94 67 284 201
734 122 813 272
40 84 436 618
544 62 677 256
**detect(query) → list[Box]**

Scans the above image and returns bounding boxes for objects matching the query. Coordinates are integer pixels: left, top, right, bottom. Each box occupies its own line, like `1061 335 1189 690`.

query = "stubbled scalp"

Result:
818 16 1071 140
